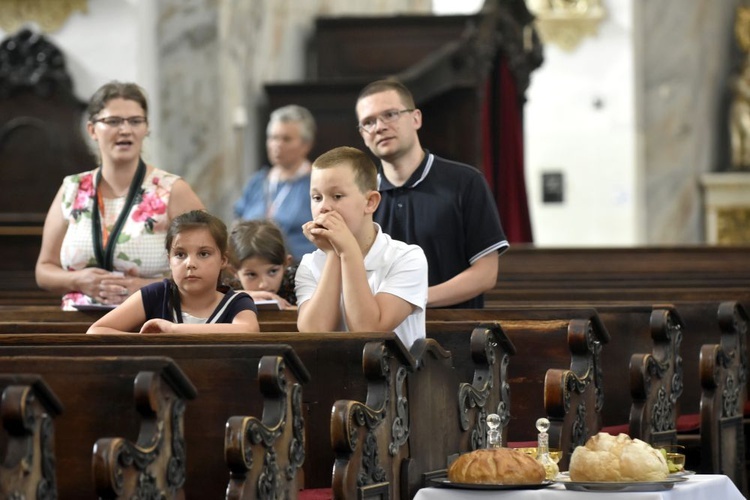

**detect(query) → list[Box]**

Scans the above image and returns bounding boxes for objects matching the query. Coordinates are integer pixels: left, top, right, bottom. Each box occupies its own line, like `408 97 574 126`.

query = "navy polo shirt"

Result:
374 151 508 309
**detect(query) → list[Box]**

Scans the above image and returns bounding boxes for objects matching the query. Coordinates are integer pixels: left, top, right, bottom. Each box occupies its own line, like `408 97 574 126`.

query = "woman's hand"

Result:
140 319 175 334
74 268 118 301
99 269 151 305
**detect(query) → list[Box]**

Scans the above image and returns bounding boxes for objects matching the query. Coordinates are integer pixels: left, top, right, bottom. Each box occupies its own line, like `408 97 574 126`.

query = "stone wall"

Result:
160 0 431 221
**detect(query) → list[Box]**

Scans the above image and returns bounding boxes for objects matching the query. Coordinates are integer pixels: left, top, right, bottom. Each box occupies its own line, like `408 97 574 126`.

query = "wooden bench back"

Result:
0 356 195 499
0 374 62 499
225 355 307 500
0 339 309 497
423 316 607 470
0 332 402 492
699 301 748 493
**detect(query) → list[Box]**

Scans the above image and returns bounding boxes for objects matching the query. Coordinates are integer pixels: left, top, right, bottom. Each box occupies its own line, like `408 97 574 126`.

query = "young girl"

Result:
87 210 260 334
229 220 297 310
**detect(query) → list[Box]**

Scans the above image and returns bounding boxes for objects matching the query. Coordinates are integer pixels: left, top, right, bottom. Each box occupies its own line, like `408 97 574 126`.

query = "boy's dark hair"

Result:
312 146 377 193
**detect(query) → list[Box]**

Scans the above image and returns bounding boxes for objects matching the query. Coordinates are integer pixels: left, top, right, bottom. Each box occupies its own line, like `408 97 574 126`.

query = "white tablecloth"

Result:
413 474 745 500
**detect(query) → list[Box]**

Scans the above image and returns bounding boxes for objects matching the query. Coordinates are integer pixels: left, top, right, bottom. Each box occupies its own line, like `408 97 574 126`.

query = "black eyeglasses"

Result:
93 116 148 128
357 109 414 133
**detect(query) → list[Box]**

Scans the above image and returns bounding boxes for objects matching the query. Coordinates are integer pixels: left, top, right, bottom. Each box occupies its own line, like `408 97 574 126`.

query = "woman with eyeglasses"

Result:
36 81 205 310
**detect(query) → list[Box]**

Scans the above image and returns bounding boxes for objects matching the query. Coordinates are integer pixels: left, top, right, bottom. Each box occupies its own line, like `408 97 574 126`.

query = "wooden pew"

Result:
0 322 89 334
0 356 196 499
0 328 517 499
0 333 402 493
327 325 515 499
1 302 738 490
0 374 63 499
451 301 748 491
694 302 748 494
0 305 702 442
328 340 413 499
259 321 600 479
401 326 514 498
493 245 750 288
0 306 293 324
0 338 309 498
428 301 748 492
0 310 630 473
225 355 307 500
424 316 608 470
0 306 105 323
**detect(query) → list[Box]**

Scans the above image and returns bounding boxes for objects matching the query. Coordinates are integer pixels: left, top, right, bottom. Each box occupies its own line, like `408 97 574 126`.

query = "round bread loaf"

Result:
447 448 546 485
568 433 669 482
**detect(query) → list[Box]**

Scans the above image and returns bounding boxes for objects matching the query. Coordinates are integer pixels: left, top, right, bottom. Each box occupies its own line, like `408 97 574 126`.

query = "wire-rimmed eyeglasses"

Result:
357 109 414 133
93 116 148 128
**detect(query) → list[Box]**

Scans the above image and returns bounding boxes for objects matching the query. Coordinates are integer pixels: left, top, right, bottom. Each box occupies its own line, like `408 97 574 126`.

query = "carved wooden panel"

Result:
0 28 95 223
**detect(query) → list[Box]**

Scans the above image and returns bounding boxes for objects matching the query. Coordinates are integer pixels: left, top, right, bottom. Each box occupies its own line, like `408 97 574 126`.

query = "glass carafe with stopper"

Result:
535 417 559 480
486 413 502 448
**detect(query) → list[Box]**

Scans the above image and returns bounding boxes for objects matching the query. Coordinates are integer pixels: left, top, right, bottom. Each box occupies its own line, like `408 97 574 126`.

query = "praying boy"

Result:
295 146 427 348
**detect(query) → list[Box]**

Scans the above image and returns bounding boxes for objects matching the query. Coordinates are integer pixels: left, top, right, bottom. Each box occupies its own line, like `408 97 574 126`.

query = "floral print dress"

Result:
59 167 179 310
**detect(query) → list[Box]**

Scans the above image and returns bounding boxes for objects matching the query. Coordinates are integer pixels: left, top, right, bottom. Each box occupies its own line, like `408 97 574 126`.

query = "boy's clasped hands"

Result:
303 211 359 257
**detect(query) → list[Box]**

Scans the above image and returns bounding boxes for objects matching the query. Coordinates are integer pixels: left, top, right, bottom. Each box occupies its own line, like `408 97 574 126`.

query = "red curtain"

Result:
481 55 533 243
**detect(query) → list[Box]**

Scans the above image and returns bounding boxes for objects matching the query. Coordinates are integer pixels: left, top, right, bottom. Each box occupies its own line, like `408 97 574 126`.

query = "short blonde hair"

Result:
312 146 377 193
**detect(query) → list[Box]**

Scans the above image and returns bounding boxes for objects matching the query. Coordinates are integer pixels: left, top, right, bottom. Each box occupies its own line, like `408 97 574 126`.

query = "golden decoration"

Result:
717 207 750 245
0 0 88 34
735 6 750 54
526 0 606 52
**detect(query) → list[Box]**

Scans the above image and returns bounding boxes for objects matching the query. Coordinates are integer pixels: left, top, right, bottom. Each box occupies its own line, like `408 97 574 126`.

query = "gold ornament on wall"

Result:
735 6 750 54
730 6 750 171
0 0 88 34
525 0 606 52
717 207 750 245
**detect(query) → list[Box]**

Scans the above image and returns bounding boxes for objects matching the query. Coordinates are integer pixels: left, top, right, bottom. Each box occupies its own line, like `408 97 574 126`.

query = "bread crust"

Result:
447 448 546 485
568 433 669 482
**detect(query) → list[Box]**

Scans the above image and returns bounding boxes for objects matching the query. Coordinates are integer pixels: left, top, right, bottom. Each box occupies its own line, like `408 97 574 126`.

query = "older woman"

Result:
233 104 316 262
36 81 205 310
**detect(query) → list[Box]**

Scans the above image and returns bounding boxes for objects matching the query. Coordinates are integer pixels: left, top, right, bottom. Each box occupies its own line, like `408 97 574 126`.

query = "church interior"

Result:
0 1 749 499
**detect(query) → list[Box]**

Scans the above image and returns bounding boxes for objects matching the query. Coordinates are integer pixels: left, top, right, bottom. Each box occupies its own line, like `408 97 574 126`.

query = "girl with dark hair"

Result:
87 210 260 334
229 219 297 309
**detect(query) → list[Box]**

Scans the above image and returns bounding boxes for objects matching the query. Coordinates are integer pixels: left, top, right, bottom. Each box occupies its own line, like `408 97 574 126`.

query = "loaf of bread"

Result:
447 448 546 485
568 433 669 482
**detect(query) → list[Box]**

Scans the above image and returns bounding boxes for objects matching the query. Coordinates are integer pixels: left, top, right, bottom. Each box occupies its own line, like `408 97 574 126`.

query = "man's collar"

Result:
378 150 433 191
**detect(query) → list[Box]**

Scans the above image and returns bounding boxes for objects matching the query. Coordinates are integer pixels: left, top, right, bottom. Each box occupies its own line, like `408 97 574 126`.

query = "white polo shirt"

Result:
295 224 427 348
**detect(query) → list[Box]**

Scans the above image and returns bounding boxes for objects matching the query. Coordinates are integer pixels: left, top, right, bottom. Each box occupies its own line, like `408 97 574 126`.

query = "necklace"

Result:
91 159 147 270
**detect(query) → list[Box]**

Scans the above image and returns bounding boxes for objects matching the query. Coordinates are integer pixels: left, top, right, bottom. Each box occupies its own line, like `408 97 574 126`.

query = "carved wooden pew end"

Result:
624 307 684 448
694 302 748 495
0 375 63 499
330 340 414 499
92 364 197 499
225 355 308 500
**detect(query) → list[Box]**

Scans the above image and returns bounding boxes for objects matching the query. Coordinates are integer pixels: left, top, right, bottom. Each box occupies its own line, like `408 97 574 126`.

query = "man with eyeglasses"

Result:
355 79 508 309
